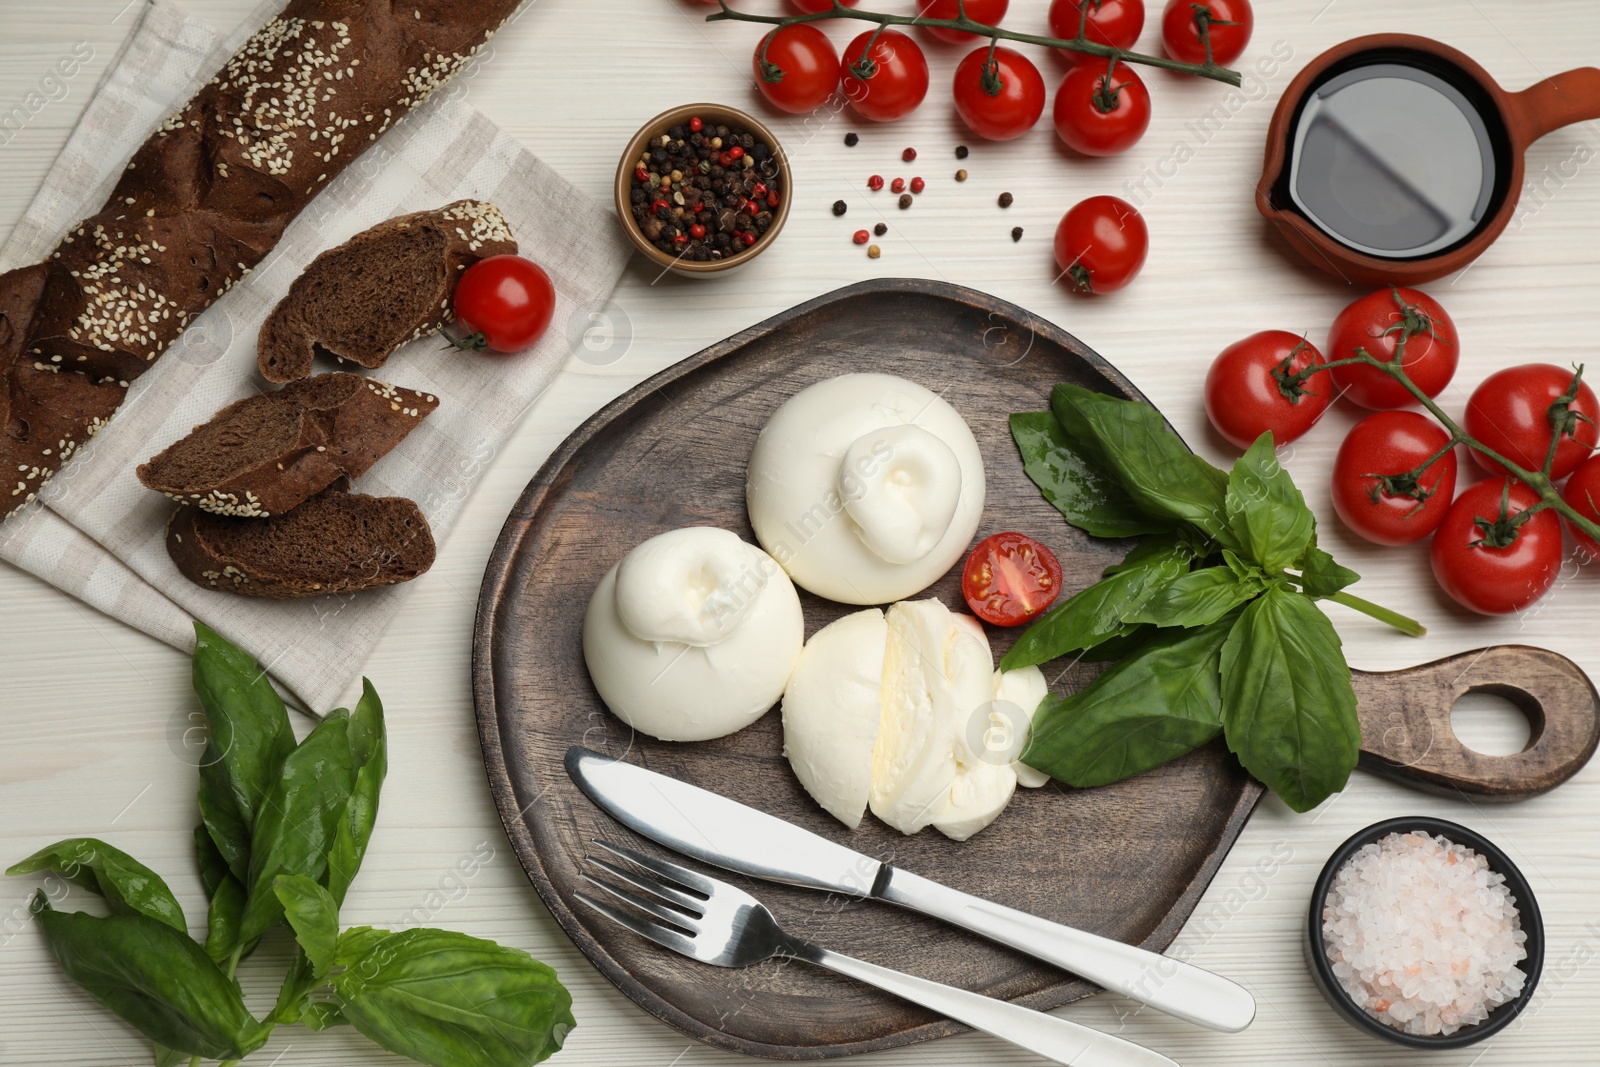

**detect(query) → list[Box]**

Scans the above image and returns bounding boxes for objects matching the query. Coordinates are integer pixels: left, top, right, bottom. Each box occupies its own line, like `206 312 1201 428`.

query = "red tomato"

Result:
790 0 857 10
1048 0 1146 54
922 0 1009 44
1332 411 1458 545
952 46 1046 141
1325 287 1459 410
1462 364 1599 481
1053 196 1148 294
753 25 840 114
1562 454 1600 557
841 30 930 122
1161 0 1252 66
962 532 1063 626
1430 479 1561 615
1052 62 1151 156
1203 331 1329 450
452 255 555 353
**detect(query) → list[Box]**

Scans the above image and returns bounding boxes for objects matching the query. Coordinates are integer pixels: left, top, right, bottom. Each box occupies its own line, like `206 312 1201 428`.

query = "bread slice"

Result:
167 485 435 598
257 200 517 383
136 372 437 518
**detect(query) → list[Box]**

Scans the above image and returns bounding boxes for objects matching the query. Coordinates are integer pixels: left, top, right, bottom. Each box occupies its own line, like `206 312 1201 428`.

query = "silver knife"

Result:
565 746 1256 1033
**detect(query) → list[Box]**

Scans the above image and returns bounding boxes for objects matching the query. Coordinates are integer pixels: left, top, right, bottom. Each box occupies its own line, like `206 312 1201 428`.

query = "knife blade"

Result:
564 746 1256 1033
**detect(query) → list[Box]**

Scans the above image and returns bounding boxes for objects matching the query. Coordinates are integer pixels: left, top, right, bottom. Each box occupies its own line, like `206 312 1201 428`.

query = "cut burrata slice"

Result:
746 373 984 605
781 609 888 829
582 527 803 742
994 666 1052 788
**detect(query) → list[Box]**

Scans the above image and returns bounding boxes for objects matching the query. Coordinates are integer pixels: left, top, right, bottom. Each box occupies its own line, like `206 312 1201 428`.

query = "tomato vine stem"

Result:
706 1 1244 86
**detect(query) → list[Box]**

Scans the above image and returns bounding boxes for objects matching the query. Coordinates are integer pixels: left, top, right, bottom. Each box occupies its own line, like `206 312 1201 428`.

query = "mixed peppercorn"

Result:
628 116 781 261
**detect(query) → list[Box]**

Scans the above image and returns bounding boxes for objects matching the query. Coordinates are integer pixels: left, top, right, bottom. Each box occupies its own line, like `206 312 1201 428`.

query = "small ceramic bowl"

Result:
1305 816 1544 1050
614 103 791 276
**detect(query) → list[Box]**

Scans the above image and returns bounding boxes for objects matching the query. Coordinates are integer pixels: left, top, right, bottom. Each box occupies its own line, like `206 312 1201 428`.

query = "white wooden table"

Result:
4 1 1599 1063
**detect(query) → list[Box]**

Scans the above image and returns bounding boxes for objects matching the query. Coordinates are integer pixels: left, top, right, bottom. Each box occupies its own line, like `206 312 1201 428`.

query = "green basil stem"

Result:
707 1 1243 86
1283 576 1427 637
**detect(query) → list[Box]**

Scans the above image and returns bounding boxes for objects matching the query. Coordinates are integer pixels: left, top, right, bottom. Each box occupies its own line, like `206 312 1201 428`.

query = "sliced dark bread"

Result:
136 372 437 517
257 200 517 383
167 484 435 598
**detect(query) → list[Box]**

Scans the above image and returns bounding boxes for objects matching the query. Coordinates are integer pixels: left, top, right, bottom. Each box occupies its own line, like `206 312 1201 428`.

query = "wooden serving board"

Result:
473 279 1599 1059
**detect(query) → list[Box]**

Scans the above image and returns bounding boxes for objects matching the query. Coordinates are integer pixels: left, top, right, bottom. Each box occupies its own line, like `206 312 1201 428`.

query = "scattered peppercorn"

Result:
998 191 1014 208
955 145 969 159
902 147 917 162
833 200 848 217
898 193 913 209
955 168 968 182
1011 226 1024 242
891 177 906 193
868 174 885 191
910 176 925 194
845 132 859 146
628 115 781 260
868 244 881 258
690 116 703 133
874 222 887 236
853 229 870 244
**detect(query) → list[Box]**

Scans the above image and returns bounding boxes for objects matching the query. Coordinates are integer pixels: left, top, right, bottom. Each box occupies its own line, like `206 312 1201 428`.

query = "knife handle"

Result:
804 946 1180 1067
879 869 1255 1033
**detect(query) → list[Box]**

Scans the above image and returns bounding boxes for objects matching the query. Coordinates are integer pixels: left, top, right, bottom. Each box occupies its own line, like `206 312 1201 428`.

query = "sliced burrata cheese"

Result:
994 666 1052 788
746 373 984 605
781 609 888 829
582 527 803 742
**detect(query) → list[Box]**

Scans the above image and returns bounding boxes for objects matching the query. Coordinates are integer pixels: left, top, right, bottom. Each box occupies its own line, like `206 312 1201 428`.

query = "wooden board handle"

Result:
1507 67 1600 145
1351 646 1600 800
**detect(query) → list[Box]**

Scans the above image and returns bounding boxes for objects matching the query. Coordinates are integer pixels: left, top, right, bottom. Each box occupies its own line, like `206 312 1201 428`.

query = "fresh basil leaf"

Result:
274 875 339 977
1001 534 1191 669
239 710 357 944
193 826 251 966
300 1002 346 1030
325 681 387 906
8 838 186 934
1074 625 1154 663
1021 618 1233 787
1010 411 1170 538
1051 384 1232 541
1220 587 1360 812
1225 434 1315 574
30 893 268 1059
333 928 574 1067
335 926 390 967
1297 544 1360 598
1121 566 1262 629
192 623 297 884
152 1043 187 1067
270 948 321 1027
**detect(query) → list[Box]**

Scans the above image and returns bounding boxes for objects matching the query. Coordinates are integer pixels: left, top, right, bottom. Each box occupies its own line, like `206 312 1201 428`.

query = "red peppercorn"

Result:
729 146 745 161
853 229 870 244
719 152 732 167
673 233 687 245
868 175 884 191
634 167 649 183
741 232 757 247
891 177 906 194
752 182 768 199
902 147 917 162
691 201 704 212
650 198 669 213
910 176 925 194
766 194 780 208
690 223 707 239
689 116 703 133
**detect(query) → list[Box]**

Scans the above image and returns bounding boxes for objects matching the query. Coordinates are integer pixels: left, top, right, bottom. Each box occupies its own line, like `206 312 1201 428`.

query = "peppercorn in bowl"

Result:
615 103 791 275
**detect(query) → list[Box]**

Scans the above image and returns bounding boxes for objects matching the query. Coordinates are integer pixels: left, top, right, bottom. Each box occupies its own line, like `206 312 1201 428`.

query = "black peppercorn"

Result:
874 222 887 236
955 145 969 159
1011 226 1024 242
898 193 913 209
998 191 1014 208
845 132 859 146
832 200 848 217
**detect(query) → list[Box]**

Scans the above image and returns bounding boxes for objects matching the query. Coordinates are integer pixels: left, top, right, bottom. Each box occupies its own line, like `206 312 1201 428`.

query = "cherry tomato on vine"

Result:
1430 479 1561 615
952 46 1046 141
753 24 840 114
1161 0 1252 66
788 0 857 11
1052 61 1151 156
841 29 930 122
1203 331 1328 450
1463 364 1599 481
1325 287 1459 410
451 255 555 353
1561 454 1600 557
922 0 1009 44
1048 0 1146 55
1332 411 1458 546
1054 195 1147 294
962 532 1063 626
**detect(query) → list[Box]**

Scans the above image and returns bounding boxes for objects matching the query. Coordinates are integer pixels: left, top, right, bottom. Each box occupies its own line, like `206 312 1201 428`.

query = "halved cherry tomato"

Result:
1463 363 1599 480
452 255 555 352
962 532 1064 626
1430 479 1561 616
1332 411 1457 545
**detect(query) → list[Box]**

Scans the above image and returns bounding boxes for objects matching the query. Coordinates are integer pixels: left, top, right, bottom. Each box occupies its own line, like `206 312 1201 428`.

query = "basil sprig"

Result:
8 624 574 1066
1013 385 1412 811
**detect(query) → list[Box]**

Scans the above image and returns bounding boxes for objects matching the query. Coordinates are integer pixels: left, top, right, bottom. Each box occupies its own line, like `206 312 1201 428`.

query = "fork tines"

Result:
576 841 710 954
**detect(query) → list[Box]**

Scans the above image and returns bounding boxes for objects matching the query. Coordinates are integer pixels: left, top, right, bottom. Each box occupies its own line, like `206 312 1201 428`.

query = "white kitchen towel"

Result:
0 0 633 712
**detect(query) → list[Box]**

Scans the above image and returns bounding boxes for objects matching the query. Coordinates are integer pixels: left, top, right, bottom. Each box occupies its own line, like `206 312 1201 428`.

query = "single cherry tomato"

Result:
1052 61 1151 156
789 0 857 10
922 0 1009 44
962 532 1064 626
1561 454 1600 557
1430 479 1561 615
451 255 555 353
1463 364 1599 481
952 46 1047 141
1161 0 1252 66
753 24 840 114
841 30 930 122
1326 287 1459 410
1049 0 1146 54
1053 195 1148 294
1203 331 1329 450
1332 411 1458 545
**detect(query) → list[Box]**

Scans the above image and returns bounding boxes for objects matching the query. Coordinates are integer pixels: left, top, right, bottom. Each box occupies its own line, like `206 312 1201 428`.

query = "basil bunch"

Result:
7 624 574 1066
1007 384 1397 812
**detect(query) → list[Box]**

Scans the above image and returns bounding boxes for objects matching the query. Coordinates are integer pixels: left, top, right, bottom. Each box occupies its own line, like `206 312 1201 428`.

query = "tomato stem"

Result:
707 1 1244 86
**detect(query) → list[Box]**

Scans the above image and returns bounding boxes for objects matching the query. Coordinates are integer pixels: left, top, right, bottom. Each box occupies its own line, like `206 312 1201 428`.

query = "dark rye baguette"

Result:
167 484 435 597
258 199 516 382
137 372 437 517
0 0 522 519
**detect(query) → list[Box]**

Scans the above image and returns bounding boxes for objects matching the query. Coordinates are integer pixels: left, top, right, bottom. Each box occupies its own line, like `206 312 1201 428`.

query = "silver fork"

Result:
577 842 1181 1067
